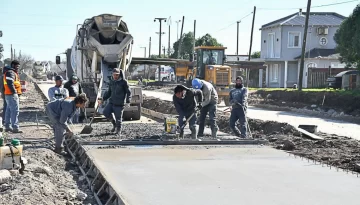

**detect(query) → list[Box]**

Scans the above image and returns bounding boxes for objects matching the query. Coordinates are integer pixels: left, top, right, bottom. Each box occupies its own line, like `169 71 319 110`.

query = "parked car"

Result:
326 70 359 89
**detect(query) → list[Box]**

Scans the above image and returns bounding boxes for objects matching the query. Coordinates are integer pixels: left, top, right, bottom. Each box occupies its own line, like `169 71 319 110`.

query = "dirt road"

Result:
142 90 360 140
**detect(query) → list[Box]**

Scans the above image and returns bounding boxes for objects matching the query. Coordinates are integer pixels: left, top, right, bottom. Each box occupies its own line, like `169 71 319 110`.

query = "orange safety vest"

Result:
3 71 22 95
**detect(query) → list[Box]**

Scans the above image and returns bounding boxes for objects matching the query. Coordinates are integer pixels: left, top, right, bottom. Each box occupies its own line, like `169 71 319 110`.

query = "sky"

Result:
0 0 359 62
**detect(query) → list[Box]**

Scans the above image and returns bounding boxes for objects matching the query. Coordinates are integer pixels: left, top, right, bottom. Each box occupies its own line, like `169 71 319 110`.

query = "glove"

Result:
197 103 202 110
124 103 130 108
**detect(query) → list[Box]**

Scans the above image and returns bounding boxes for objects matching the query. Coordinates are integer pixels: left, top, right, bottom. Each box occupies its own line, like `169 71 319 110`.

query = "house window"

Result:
270 64 279 82
267 33 275 58
288 32 301 48
319 37 328 46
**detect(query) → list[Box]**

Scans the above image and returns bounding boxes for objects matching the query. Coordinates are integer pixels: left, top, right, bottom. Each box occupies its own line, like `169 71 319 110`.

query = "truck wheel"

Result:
131 104 141 120
224 96 230 106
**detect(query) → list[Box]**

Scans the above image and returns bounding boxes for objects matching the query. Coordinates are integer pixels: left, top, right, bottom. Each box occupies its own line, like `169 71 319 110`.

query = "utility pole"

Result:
168 16 171 56
247 6 256 88
149 37 151 57
193 20 196 61
163 46 166 57
176 20 182 41
236 21 241 56
177 16 185 59
14 49 16 60
11 44 13 60
298 0 312 91
154 17 167 81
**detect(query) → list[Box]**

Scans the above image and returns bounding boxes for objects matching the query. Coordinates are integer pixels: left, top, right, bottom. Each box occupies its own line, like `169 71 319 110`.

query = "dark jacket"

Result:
173 85 203 116
229 86 248 109
46 99 77 131
64 80 83 97
102 72 131 106
4 67 19 95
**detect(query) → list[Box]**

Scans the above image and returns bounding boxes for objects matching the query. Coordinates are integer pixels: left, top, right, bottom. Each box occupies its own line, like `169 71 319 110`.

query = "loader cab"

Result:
194 46 230 86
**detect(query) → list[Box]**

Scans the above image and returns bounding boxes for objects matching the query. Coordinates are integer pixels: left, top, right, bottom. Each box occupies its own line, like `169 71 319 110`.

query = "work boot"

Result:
54 147 67 155
115 127 121 134
190 126 198 139
211 127 218 138
11 129 23 134
4 128 13 132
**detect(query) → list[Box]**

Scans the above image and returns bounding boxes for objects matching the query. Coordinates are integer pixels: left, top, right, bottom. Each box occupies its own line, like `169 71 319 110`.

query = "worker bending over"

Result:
48 75 69 101
3 60 22 133
229 76 248 138
173 85 203 138
192 78 219 138
98 68 131 134
46 94 88 154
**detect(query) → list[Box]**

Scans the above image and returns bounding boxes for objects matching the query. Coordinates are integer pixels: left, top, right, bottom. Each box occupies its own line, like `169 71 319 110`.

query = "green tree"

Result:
334 4 360 70
170 32 195 59
251 51 261 59
170 33 223 59
195 33 223 47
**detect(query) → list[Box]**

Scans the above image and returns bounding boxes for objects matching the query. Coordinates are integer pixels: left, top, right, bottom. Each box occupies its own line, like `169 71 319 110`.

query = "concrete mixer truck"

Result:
56 14 142 120
33 61 49 81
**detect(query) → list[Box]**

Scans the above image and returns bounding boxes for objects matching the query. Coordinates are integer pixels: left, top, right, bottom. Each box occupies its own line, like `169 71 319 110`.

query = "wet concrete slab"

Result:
87 145 360 205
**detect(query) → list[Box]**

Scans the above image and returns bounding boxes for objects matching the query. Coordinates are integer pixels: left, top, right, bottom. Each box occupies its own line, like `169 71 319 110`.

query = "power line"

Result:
216 12 253 32
0 24 73 27
258 0 359 10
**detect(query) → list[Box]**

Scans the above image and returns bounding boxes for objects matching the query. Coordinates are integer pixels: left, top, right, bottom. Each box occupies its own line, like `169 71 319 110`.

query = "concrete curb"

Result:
141 107 176 120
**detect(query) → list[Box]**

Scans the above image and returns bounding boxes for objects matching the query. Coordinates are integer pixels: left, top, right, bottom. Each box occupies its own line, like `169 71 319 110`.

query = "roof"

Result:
335 70 359 77
294 48 337 59
261 12 346 29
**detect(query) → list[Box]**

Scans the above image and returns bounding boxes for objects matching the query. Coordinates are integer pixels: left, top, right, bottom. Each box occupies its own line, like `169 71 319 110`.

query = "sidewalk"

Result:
143 90 360 140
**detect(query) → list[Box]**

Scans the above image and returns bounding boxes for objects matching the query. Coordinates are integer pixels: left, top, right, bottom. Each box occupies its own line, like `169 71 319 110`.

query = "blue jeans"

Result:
71 109 80 124
5 94 20 130
103 103 124 128
2 96 6 123
198 103 218 135
229 107 247 137
46 107 65 148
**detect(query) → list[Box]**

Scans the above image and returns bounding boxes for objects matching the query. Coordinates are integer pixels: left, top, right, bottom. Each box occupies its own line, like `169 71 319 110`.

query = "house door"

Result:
267 33 275 58
350 74 357 90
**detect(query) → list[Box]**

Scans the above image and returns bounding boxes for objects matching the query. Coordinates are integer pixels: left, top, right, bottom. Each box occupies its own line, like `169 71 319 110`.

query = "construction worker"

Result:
48 75 69 101
64 75 83 123
173 84 203 138
3 60 22 133
229 76 248 138
98 68 131 134
0 65 9 125
192 78 219 138
46 94 88 154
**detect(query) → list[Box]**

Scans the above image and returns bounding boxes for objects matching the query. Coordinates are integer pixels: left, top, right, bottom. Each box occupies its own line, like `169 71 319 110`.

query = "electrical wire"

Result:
258 0 359 10
216 12 253 32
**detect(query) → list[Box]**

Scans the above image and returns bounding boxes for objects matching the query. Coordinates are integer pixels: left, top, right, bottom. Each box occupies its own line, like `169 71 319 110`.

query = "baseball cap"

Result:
55 75 64 81
112 68 121 74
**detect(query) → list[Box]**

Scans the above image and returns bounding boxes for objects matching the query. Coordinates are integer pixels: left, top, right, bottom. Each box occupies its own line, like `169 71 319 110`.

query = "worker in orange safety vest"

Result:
3 60 23 133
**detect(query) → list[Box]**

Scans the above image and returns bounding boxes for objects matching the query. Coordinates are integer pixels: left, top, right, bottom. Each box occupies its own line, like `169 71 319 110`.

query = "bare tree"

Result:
16 52 34 72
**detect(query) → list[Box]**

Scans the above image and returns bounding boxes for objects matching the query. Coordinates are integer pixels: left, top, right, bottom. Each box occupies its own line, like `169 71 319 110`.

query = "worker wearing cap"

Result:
98 68 131 134
48 75 69 102
46 94 88 154
173 84 203 139
64 75 83 123
3 60 22 133
229 76 248 138
192 78 219 138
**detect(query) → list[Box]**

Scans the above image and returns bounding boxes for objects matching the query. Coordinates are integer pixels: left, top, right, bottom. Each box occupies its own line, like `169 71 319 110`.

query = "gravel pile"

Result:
0 83 97 205
141 96 360 174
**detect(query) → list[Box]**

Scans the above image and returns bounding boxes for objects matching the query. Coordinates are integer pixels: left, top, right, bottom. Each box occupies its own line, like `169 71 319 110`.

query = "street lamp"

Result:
154 17 167 81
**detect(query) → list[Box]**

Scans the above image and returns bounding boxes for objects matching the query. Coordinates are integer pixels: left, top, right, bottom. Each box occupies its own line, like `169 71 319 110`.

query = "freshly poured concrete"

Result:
87 145 360 205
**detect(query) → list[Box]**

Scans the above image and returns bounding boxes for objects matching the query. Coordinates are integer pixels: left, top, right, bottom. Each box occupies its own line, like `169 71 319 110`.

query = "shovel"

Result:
80 105 99 134
178 108 199 139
